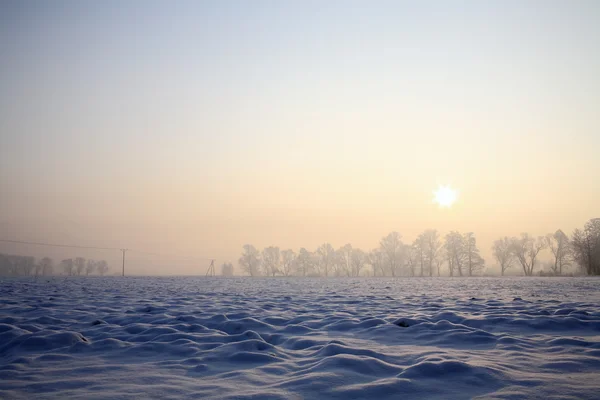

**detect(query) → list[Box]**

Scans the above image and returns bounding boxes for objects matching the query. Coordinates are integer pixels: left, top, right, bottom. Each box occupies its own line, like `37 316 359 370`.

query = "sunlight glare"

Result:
433 185 458 208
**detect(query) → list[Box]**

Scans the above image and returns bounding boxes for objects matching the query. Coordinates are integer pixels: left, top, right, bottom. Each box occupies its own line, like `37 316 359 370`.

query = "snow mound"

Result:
1 276 600 399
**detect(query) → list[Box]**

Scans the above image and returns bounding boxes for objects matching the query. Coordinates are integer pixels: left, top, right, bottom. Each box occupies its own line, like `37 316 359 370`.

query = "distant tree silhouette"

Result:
413 233 427 276
464 232 485 276
545 229 572 275
445 231 465 276
41 257 54 276
239 244 261 276
510 234 546 276
336 244 352 277
96 260 109 276
6 218 600 278
85 259 96 276
424 230 442 277
405 244 417 277
17 256 36 276
296 248 314 277
572 218 600 275
350 248 366 277
74 257 86 276
492 237 514 276
368 249 385 277
61 259 74 276
316 243 335 277
262 246 281 277
281 249 296 276
380 232 404 277
221 262 234 276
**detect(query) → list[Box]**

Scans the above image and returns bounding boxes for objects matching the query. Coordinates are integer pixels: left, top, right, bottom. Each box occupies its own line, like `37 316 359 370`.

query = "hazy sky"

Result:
1 1 599 274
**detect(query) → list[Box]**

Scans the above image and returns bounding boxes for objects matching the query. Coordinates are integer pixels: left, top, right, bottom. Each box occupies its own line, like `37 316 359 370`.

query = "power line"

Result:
0 239 213 259
131 249 214 261
0 239 120 251
0 239 216 276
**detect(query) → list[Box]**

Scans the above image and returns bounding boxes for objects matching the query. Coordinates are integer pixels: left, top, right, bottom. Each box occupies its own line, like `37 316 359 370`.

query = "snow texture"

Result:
1 277 600 399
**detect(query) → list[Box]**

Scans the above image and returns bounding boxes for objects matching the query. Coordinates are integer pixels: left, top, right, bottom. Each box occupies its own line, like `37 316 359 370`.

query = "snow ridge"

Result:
1 277 599 399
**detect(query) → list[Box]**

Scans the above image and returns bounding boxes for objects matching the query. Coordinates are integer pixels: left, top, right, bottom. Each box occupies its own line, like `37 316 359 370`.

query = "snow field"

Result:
1 277 600 399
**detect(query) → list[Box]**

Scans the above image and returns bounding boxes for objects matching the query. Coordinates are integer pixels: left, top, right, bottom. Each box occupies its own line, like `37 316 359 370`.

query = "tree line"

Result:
234 218 600 277
0 254 111 277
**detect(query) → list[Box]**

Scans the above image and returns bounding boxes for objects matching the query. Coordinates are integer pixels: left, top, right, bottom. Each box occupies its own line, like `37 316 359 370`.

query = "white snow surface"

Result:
1 277 600 400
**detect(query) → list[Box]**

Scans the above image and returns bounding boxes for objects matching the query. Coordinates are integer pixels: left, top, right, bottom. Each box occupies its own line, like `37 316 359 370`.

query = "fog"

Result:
1 1 599 276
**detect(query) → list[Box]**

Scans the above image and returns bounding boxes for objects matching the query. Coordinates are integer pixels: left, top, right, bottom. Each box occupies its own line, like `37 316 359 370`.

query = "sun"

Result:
433 185 458 208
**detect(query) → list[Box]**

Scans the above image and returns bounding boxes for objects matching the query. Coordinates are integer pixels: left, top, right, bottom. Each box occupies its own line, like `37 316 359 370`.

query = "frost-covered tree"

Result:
350 248 366 277
74 257 86 276
296 248 314 277
239 244 262 277
61 259 74 276
464 232 484 276
96 260 109 276
424 230 442 277
510 234 546 276
316 243 335 277
40 257 54 276
445 231 465 277
380 232 405 277
545 229 572 275
434 251 444 277
413 234 427 277
336 244 352 277
221 262 234 276
85 259 96 276
281 249 296 276
368 249 385 277
262 246 281 277
492 237 514 276
17 256 36 276
34 260 43 277
37 257 53 276
572 218 600 275
405 244 417 277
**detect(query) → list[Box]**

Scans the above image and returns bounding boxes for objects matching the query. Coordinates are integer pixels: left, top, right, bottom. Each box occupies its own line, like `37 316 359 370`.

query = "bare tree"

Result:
296 248 314 277
368 249 385 277
221 262 234 276
380 232 404 277
492 237 514 276
96 260 109 276
464 232 484 276
545 229 572 275
74 257 86 276
85 259 96 276
434 252 444 277
405 244 417 277
336 244 352 277
239 244 262 276
61 258 74 276
445 231 465 276
34 260 43 277
572 218 600 276
262 246 281 277
316 243 335 277
413 233 427 276
510 233 546 276
424 230 442 277
281 249 296 276
39 257 54 276
350 248 366 277
15 256 35 276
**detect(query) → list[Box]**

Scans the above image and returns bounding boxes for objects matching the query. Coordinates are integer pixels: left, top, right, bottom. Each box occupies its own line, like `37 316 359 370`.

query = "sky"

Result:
1 1 599 274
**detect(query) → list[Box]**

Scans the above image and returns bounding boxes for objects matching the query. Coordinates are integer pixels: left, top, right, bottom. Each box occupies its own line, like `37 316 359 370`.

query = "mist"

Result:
1 1 599 276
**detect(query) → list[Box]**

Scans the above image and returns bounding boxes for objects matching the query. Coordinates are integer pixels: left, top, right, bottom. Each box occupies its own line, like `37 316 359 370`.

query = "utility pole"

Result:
206 259 215 277
121 249 127 276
